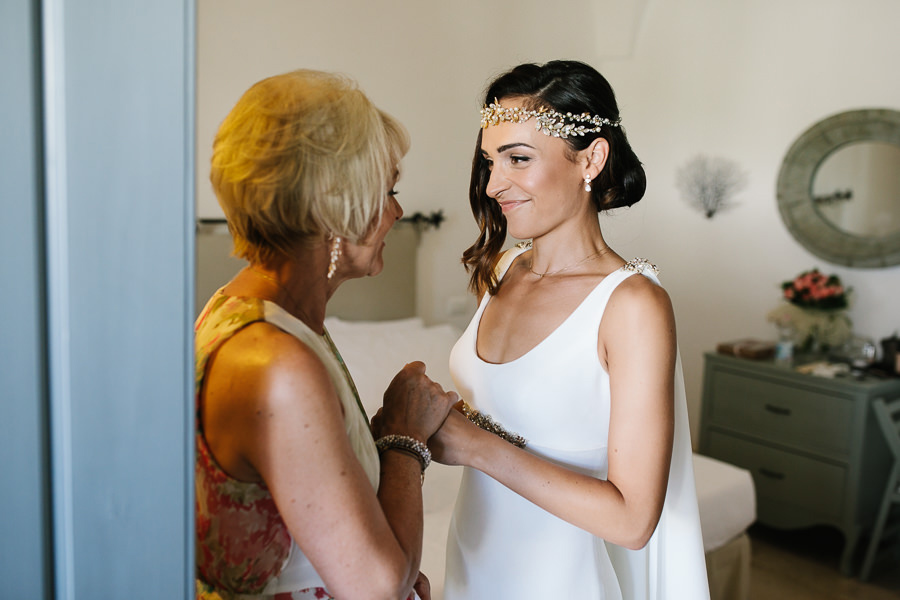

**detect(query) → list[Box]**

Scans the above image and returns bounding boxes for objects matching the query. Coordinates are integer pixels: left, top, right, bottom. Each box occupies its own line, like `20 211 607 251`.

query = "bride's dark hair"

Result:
462 60 646 296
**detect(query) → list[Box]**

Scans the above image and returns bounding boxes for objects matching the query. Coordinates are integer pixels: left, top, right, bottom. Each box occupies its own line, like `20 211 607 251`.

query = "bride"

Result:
430 61 709 599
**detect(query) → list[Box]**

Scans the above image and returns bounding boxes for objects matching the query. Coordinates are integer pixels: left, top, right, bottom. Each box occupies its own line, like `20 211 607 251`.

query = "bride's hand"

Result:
427 400 480 466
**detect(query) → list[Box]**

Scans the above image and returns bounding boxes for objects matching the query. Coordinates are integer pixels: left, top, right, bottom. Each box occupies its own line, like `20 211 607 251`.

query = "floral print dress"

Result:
194 292 380 600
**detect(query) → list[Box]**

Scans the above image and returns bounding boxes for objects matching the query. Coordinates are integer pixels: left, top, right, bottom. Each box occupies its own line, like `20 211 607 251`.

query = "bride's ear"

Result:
583 137 609 179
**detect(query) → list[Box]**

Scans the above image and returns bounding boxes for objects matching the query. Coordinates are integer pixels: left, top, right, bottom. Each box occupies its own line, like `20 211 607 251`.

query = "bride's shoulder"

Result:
609 259 672 315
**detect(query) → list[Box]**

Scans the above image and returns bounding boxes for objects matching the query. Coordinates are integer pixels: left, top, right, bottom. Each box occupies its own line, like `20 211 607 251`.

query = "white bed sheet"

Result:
326 318 756 598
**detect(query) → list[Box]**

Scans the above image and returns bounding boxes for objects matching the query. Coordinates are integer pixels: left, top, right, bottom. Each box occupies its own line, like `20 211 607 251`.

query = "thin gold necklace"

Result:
529 246 612 278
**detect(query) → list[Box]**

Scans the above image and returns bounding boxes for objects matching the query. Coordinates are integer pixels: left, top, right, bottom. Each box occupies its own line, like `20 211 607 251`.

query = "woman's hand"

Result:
409 571 430 600
379 362 457 442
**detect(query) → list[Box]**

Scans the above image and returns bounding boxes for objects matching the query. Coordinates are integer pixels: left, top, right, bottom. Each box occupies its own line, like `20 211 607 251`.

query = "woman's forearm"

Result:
465 427 665 549
375 449 426 595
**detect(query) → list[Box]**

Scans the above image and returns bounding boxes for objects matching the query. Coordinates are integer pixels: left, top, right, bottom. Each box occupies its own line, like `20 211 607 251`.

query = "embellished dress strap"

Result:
593 257 662 303
621 257 659 279
493 241 532 282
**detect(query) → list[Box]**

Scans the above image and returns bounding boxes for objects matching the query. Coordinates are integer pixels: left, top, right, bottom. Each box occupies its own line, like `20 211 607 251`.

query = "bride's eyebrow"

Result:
481 142 537 157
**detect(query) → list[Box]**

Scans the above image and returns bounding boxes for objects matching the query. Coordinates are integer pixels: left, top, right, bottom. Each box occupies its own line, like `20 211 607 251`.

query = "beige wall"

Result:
197 0 900 443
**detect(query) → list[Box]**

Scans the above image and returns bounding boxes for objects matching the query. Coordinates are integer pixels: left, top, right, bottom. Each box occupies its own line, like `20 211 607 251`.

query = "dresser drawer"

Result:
707 368 852 458
707 431 846 521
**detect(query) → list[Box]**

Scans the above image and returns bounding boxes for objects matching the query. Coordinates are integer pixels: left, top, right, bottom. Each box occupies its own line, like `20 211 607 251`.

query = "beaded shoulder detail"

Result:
623 257 659 275
515 240 533 250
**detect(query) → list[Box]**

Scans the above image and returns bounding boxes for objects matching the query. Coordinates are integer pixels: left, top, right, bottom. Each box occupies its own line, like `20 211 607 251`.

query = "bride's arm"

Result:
431 277 675 550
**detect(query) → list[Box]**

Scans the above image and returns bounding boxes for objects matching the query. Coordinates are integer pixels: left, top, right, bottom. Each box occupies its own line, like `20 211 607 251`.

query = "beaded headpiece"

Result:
480 99 620 139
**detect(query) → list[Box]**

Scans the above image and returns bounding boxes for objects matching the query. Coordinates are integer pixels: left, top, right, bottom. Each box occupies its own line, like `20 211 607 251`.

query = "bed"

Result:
197 221 757 600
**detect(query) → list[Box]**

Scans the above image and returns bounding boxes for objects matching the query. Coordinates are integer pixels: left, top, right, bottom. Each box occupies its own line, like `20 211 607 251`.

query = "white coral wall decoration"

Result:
676 155 747 218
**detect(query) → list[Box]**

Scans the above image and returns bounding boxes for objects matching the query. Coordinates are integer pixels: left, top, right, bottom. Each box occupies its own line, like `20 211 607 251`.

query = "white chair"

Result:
859 397 900 581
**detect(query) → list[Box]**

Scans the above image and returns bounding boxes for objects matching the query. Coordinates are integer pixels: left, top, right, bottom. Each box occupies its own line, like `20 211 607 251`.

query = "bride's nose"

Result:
485 167 508 200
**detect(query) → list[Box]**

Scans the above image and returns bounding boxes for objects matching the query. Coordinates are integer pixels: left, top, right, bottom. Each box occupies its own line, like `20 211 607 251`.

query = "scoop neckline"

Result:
473 262 628 367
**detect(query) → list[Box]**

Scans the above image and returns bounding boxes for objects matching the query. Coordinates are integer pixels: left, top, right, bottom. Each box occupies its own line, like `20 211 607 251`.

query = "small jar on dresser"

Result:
698 352 900 575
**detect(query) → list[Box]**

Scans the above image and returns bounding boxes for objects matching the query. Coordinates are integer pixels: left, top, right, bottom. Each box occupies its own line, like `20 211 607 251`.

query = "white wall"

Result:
598 0 900 438
198 0 900 443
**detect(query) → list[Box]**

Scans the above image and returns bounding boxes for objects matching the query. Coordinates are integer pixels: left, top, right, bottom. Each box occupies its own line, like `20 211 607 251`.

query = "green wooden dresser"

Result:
698 352 900 574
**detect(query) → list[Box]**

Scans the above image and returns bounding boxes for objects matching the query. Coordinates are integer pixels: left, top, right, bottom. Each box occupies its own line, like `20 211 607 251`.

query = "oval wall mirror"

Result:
776 108 900 268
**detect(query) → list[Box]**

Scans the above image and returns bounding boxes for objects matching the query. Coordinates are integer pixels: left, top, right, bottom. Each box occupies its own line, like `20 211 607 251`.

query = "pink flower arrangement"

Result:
781 268 848 310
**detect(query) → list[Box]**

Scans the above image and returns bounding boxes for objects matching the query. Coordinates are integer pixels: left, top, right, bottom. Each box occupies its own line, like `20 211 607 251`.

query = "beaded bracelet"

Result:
375 434 432 473
460 401 528 448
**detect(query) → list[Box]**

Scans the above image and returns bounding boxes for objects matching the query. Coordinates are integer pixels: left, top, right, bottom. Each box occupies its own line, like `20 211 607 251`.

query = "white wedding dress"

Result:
443 246 710 599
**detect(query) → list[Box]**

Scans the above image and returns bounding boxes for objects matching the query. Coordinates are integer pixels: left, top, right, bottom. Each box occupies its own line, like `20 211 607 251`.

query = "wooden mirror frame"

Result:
776 108 900 268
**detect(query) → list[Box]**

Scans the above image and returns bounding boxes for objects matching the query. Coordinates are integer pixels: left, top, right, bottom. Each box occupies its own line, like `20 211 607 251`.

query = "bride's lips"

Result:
498 199 529 213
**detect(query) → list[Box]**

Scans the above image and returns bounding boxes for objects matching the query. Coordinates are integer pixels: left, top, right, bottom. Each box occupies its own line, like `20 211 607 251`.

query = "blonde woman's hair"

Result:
210 69 410 263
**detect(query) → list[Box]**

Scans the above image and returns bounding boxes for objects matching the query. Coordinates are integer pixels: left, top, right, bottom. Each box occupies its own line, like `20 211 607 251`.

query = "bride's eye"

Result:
510 155 530 165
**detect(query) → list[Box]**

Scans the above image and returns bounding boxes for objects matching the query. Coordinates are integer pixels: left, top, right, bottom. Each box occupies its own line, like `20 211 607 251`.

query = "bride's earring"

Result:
584 175 592 193
327 235 342 280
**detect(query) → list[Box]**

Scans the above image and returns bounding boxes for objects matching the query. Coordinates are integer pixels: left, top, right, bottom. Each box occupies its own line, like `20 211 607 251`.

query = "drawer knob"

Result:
759 467 786 480
764 403 792 416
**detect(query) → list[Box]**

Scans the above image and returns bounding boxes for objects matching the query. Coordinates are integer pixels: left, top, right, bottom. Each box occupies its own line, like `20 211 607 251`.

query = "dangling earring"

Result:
584 175 592 193
327 235 342 280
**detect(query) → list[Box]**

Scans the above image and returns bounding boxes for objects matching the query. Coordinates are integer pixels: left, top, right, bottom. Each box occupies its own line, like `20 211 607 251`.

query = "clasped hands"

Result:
373 361 478 466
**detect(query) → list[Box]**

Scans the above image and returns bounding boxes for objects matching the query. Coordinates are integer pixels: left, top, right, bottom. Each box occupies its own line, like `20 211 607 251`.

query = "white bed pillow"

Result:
324 318 460 417
324 315 424 334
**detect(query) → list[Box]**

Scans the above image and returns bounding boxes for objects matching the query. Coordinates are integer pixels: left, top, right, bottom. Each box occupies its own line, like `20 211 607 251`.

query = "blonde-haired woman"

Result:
195 69 455 600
